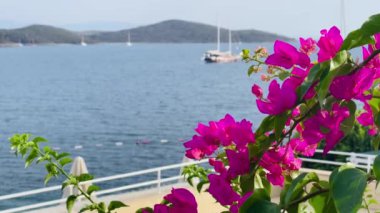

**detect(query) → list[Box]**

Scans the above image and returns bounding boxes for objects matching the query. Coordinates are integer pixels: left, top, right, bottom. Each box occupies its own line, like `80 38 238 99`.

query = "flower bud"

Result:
251 84 263 98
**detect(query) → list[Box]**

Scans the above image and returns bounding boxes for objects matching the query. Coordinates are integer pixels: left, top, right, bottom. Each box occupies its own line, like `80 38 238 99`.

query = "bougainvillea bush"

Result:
9 13 380 213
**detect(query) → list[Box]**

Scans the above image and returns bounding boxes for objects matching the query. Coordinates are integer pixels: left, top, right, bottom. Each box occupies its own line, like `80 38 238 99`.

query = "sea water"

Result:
0 43 272 207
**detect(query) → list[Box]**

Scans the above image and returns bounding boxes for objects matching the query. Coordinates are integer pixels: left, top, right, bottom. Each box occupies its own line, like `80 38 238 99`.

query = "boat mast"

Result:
217 23 220 51
228 29 232 54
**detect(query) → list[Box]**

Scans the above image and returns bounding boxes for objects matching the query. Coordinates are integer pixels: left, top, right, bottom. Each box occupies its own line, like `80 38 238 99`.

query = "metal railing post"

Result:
157 170 162 194
367 157 372 173
350 152 357 166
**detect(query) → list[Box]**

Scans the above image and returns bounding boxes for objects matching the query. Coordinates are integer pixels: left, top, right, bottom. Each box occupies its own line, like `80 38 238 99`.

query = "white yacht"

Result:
203 25 240 63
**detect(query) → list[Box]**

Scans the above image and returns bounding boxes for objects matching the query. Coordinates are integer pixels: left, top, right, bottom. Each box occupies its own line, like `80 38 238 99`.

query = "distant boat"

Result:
80 36 87 46
203 25 240 63
126 32 132 46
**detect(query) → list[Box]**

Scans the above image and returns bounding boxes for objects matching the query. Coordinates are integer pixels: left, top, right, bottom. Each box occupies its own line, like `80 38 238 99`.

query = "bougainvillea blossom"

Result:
260 146 302 186
299 37 317 55
255 80 297 115
184 114 255 159
265 40 310 69
302 103 350 154
317 26 343 62
208 174 240 206
357 102 378 136
150 188 198 213
329 68 374 100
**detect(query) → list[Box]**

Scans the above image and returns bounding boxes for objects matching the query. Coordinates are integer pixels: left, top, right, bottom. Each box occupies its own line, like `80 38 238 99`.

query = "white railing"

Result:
0 149 377 213
300 149 376 172
0 159 208 213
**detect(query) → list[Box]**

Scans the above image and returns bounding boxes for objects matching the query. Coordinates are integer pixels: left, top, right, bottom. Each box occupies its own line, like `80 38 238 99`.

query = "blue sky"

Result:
0 0 378 37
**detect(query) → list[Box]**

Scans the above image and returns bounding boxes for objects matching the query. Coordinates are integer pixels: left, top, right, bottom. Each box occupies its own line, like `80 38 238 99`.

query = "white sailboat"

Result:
203 25 240 63
81 36 87 46
126 32 132 46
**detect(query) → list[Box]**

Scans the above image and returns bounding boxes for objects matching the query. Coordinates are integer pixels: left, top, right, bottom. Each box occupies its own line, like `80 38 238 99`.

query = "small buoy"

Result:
136 139 150 145
115 142 123 146
160 139 169 143
74 145 83 150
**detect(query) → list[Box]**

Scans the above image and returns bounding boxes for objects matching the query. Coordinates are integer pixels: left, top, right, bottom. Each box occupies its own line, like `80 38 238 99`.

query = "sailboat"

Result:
80 36 87 46
203 25 240 63
126 32 132 46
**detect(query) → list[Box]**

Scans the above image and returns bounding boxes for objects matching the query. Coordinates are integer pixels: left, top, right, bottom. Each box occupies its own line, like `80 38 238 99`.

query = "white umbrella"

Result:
62 156 95 211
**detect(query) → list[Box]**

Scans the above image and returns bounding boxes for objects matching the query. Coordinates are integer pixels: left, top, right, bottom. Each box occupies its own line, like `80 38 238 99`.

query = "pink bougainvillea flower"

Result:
362 46 380 79
230 192 253 213
209 158 226 174
299 37 317 55
317 26 343 62
259 146 301 187
251 84 263 98
226 149 250 179
265 40 310 69
357 102 378 136
289 138 317 157
153 204 169 213
330 68 374 100
283 67 309 90
302 103 350 154
256 80 297 115
184 114 255 160
184 135 218 160
162 188 198 213
208 174 240 206
229 119 255 150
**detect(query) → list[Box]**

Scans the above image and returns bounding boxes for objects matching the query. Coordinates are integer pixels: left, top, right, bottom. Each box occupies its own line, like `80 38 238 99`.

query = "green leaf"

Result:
372 135 380 151
56 152 70 160
98 202 107 213
240 189 279 213
61 181 71 190
341 13 380 50
136 207 153 213
373 155 380 181
283 172 319 208
239 189 280 213
59 157 73 167
316 51 348 104
240 174 254 194
79 205 95 213
299 63 329 99
309 181 337 213
248 65 256 76
87 185 100 195
196 180 208 193
108 201 128 212
255 116 275 135
44 173 53 185
76 173 94 182
66 195 77 213
339 100 356 135
274 112 288 140
25 149 38 168
278 71 290 80
330 168 367 213
32 136 47 143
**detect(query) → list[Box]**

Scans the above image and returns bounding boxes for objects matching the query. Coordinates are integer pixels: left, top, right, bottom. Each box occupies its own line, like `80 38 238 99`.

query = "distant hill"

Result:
0 25 81 44
88 20 293 43
0 20 293 45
